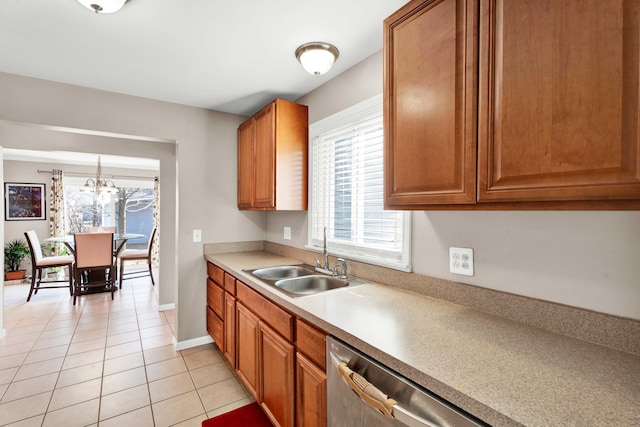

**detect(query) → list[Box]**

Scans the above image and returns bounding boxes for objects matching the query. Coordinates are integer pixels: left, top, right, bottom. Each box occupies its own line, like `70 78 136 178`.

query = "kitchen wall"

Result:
0 72 264 344
267 51 640 321
1 48 638 349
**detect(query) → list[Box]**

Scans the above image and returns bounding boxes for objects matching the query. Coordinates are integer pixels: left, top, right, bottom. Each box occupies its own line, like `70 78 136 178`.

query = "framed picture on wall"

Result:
4 183 46 221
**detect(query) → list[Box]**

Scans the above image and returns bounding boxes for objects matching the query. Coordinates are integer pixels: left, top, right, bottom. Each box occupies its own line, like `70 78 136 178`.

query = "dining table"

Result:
45 233 145 257
44 233 145 294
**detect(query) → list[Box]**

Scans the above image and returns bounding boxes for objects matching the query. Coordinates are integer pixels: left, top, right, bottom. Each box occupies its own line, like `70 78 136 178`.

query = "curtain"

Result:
49 169 66 255
152 177 160 265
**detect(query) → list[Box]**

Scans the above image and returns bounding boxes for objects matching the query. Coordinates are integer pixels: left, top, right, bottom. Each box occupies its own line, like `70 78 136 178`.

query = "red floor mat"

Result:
201 402 272 427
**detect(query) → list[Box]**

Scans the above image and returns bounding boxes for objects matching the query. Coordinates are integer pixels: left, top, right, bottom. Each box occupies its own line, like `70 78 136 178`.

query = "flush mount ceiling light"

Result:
295 42 340 76
76 0 128 14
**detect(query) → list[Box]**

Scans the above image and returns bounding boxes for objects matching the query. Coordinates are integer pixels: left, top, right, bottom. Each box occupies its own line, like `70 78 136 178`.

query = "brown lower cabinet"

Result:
206 262 328 427
259 320 295 427
295 319 327 427
236 302 259 397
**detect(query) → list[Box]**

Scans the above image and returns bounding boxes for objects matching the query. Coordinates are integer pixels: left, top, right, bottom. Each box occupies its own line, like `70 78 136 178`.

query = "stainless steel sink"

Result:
246 264 366 297
250 265 315 281
275 275 348 296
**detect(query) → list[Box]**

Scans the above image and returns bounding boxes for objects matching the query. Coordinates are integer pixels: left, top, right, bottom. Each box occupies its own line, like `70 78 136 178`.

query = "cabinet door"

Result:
259 321 295 427
296 352 327 427
236 302 259 399
253 103 276 208
206 306 223 350
384 0 479 207
478 0 640 202
238 119 255 209
223 292 236 368
206 278 224 318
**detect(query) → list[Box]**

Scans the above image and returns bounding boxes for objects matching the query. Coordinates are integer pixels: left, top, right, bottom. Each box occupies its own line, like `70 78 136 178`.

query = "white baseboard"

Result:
158 303 175 311
174 334 214 351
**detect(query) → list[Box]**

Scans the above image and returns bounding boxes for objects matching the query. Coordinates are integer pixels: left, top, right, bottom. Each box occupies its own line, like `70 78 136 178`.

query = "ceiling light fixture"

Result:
81 156 119 195
295 42 339 76
76 0 128 14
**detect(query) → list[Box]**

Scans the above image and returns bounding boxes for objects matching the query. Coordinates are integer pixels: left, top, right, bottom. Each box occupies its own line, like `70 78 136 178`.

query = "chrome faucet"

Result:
314 228 348 278
322 226 329 270
315 226 336 275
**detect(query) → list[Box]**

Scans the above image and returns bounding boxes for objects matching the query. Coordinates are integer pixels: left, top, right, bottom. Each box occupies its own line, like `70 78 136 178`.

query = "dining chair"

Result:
73 232 116 305
24 230 75 302
118 228 157 288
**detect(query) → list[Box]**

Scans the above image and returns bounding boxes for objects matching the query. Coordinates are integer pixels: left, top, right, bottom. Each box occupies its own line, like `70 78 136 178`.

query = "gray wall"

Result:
0 72 266 344
1 46 638 350
267 51 640 320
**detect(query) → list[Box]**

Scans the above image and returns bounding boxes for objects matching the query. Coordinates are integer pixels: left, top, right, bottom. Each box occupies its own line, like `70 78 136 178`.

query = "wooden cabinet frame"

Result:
384 0 478 207
237 98 309 210
384 0 640 210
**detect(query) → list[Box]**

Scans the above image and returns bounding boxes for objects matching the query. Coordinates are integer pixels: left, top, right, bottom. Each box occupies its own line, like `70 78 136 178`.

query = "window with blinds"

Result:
308 95 411 271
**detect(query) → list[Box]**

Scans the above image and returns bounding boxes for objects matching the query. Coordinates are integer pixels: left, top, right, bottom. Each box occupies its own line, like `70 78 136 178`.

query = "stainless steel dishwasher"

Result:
327 337 487 427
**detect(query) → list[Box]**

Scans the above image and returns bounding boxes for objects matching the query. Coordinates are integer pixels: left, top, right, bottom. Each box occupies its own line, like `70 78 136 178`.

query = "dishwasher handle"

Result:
338 362 397 419
337 361 443 427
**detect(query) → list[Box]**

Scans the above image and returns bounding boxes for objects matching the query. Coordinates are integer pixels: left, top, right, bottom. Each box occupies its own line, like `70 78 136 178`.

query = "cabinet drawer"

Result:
224 272 237 294
207 278 224 318
206 306 224 350
296 319 327 371
207 262 224 285
237 281 293 341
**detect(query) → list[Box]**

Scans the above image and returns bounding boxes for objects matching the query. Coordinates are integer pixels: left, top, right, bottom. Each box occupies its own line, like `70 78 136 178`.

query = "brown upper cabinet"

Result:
384 0 640 209
237 98 309 210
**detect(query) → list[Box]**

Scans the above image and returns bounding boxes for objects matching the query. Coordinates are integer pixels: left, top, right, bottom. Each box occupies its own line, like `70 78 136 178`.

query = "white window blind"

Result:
308 95 411 271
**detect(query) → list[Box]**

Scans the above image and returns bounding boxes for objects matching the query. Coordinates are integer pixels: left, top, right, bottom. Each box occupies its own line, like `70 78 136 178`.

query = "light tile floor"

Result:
0 276 253 426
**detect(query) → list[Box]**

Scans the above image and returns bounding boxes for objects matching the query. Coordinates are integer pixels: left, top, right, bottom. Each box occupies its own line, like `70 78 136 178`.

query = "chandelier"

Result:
81 156 119 194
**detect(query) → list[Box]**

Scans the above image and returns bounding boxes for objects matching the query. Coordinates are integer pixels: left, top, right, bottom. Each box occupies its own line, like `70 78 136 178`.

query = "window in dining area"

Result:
63 176 156 248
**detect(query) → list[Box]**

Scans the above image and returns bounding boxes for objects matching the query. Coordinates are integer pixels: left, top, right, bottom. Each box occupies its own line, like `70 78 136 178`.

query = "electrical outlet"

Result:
450 247 474 276
283 227 292 240
193 229 202 243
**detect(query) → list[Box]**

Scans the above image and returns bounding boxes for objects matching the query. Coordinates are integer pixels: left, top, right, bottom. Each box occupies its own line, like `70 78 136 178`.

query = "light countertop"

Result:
205 251 640 427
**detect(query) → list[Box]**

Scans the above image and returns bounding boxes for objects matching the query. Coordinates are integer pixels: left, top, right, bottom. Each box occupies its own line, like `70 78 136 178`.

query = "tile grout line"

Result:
135 281 158 427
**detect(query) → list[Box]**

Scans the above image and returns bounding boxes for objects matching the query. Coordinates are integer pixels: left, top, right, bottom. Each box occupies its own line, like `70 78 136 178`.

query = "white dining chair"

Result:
118 228 157 288
24 230 75 302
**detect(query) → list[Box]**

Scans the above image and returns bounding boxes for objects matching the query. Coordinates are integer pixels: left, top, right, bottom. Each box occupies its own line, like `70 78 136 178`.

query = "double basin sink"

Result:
246 264 365 297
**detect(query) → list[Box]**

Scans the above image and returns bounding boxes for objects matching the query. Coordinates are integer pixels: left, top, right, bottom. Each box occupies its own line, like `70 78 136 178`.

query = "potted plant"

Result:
4 238 30 281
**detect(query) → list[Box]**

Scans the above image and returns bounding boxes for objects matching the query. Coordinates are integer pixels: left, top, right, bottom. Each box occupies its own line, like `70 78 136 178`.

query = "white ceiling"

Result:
0 0 409 117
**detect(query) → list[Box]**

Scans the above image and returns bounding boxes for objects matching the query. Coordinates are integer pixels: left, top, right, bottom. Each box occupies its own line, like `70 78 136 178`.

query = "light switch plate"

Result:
283 227 292 240
193 229 202 243
450 247 474 276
